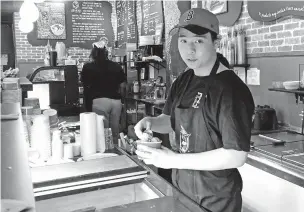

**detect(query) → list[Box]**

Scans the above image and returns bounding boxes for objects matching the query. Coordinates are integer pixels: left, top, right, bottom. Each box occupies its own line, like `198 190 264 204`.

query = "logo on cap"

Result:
185 10 194 22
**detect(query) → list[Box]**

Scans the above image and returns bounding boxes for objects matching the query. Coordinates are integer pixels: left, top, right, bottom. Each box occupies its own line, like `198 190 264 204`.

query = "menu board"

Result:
28 1 115 49
36 2 66 39
116 0 137 48
116 0 127 48
70 1 106 44
126 1 137 43
140 0 164 36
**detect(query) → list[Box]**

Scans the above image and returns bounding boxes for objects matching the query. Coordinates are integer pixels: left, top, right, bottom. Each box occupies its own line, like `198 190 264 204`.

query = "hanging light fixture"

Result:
19 1 40 23
18 19 34 33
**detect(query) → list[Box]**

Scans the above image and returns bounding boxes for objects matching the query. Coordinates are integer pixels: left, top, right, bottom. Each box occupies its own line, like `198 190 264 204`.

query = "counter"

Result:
125 94 165 113
1 103 35 211
248 132 304 187
1 102 206 212
2 102 304 212
32 148 206 212
126 95 304 187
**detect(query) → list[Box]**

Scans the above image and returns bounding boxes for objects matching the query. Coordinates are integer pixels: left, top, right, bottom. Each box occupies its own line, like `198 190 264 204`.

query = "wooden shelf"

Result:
268 88 304 94
269 88 304 103
229 64 250 69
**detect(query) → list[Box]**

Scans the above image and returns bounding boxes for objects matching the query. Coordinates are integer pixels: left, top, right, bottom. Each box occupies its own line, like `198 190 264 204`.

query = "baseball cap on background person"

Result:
169 8 219 36
92 36 108 48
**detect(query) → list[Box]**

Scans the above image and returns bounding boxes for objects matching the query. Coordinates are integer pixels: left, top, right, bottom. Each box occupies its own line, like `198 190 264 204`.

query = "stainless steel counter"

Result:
1 103 35 211
33 147 206 212
2 102 304 212
249 132 304 187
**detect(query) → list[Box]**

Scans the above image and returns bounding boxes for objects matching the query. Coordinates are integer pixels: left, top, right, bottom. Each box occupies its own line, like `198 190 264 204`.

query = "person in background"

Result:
81 37 127 144
134 8 254 212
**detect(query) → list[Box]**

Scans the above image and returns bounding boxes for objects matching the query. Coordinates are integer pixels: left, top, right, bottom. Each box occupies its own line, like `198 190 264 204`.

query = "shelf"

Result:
126 60 166 70
269 88 304 103
269 88 304 94
229 64 250 69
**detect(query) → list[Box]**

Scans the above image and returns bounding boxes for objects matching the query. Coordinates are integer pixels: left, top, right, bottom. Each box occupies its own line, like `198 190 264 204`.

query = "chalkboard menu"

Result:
68 1 107 45
28 1 114 50
140 0 164 36
248 1 304 22
116 0 137 48
126 1 137 43
116 0 127 48
36 2 66 39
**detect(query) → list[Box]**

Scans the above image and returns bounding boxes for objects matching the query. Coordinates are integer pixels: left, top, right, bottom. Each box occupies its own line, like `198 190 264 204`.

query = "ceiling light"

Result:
19 1 40 23
18 19 34 33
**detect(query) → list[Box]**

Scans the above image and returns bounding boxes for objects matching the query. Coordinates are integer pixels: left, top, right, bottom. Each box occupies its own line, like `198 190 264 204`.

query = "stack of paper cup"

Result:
43 109 59 128
24 98 41 115
80 112 97 156
21 106 33 147
52 130 63 160
31 115 51 161
96 115 106 153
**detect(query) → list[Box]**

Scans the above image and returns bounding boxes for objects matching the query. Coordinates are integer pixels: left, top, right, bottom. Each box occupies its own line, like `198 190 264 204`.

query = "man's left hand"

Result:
135 145 177 169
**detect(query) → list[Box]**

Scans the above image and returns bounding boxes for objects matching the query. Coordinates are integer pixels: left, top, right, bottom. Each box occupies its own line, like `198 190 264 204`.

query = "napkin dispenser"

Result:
253 105 278 131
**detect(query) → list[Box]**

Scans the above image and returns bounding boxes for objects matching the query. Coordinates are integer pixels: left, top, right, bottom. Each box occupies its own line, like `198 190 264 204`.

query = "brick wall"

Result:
219 0 304 55
13 0 116 66
14 0 304 66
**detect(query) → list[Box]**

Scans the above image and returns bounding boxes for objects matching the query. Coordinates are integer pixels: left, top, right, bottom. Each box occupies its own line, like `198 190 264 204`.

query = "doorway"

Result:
1 13 16 71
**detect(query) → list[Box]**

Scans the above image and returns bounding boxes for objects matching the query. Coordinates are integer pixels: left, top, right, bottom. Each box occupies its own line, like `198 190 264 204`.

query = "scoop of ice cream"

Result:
151 137 161 143
141 129 153 142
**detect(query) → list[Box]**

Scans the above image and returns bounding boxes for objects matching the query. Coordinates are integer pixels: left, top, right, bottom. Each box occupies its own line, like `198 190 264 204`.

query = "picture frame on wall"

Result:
36 2 66 40
191 0 228 15
204 0 228 15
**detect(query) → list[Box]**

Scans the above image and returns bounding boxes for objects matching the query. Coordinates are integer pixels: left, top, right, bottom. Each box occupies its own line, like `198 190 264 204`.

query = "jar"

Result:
133 81 139 93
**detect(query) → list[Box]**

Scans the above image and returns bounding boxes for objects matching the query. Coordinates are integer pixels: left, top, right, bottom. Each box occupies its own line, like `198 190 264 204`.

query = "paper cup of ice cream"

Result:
136 137 162 160
136 137 162 149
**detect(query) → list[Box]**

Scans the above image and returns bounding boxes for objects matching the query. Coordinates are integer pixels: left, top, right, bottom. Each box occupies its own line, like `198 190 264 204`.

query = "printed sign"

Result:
248 1 304 22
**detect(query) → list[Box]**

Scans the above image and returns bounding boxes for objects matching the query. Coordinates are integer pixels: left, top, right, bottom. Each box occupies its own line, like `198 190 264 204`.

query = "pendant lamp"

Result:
19 1 40 23
18 19 34 33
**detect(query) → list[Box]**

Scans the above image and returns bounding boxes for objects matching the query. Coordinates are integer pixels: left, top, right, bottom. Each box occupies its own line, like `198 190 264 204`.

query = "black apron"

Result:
171 58 243 212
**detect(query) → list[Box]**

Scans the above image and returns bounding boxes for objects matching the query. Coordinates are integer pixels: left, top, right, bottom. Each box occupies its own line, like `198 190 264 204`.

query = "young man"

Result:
134 8 254 212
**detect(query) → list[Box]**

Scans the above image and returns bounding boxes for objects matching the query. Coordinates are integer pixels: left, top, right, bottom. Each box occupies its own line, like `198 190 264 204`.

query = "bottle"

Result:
133 81 139 93
233 27 238 65
44 40 51 66
237 25 246 64
227 31 232 65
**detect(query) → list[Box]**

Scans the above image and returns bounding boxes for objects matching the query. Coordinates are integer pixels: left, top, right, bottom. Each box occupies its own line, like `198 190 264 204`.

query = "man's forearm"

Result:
150 114 173 134
172 148 248 170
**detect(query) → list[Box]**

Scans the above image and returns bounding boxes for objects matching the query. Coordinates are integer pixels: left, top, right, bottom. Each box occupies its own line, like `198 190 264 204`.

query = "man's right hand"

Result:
134 117 153 140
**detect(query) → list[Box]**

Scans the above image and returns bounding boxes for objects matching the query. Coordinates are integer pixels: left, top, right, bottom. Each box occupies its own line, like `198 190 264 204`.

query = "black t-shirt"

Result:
163 69 255 152
81 60 126 100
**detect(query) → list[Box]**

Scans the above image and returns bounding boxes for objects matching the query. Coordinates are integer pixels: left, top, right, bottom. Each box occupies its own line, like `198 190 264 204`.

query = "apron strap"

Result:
210 56 220 76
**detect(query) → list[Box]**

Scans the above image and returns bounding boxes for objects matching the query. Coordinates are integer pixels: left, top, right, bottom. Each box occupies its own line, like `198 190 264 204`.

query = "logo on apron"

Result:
180 125 191 153
192 92 203 108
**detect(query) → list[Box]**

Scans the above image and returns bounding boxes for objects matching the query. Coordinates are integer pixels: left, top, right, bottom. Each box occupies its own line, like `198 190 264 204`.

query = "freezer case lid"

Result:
31 155 148 191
